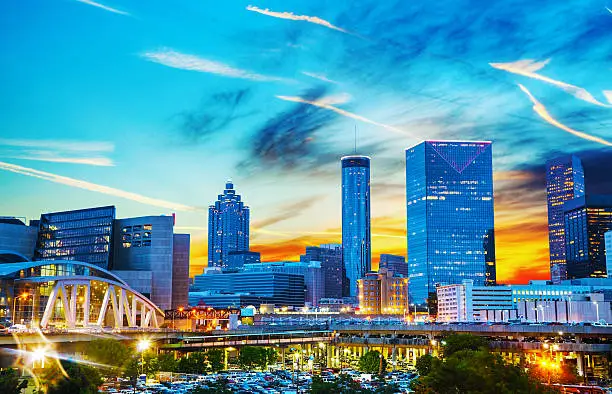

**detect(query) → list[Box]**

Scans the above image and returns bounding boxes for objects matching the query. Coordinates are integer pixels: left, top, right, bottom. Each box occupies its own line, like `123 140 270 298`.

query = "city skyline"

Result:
2 1 612 284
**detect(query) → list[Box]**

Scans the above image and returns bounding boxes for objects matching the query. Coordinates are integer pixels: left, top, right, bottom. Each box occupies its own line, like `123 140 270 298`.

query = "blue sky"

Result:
1 0 611 281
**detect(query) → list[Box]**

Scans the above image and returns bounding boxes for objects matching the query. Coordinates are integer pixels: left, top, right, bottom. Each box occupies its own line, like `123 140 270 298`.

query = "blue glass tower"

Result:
406 141 496 305
341 156 371 298
208 180 250 269
545 155 585 283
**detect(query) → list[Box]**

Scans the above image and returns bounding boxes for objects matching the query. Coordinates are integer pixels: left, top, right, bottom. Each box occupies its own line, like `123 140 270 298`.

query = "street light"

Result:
137 339 150 376
32 347 47 368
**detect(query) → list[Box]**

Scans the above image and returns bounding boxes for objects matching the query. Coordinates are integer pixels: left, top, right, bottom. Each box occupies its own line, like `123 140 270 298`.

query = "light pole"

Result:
137 339 150 376
593 301 600 323
410 303 417 322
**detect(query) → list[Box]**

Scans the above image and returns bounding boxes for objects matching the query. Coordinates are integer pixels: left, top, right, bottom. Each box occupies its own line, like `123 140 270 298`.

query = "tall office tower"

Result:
35 206 115 269
341 156 371 299
605 231 612 278
0 217 38 260
546 155 585 283
300 244 344 299
379 253 408 276
112 216 175 310
406 141 496 305
208 180 250 269
172 233 190 309
564 195 612 279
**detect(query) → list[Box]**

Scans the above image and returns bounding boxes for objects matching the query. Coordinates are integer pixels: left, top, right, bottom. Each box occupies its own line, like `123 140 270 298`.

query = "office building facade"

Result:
546 155 585 283
564 195 612 279
341 156 371 298
112 216 175 310
34 206 115 270
227 251 260 270
300 244 344 299
358 268 409 315
0 217 38 260
172 233 190 309
406 141 496 305
606 231 612 278
208 180 250 269
244 261 322 306
191 270 305 307
379 254 407 276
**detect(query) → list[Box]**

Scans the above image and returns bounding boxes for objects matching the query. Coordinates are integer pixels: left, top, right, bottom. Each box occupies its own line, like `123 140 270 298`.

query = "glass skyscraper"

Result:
341 156 371 298
406 141 496 305
300 244 344 299
34 206 116 269
545 155 585 283
208 180 250 269
564 195 612 279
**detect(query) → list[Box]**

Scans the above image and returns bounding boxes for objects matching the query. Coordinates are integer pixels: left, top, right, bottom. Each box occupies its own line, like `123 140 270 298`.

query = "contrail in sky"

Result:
76 0 129 16
142 49 285 82
491 59 611 108
247 5 349 34
518 84 612 147
0 160 201 211
276 94 417 138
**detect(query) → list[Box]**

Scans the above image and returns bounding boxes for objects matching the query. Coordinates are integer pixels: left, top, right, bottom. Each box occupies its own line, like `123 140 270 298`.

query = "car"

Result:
8 324 28 333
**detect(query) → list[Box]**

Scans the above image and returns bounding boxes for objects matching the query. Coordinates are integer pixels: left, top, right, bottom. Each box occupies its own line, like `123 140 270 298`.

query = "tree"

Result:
411 349 555 394
206 349 224 372
358 350 386 375
263 347 278 368
238 346 264 370
47 360 103 394
86 338 134 375
0 368 28 394
176 352 207 374
310 374 363 394
441 333 488 357
157 352 177 372
415 354 436 377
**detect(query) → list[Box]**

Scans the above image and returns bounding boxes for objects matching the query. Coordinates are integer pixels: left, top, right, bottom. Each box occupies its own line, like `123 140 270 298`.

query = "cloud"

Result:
239 86 340 172
0 160 200 212
0 139 114 166
275 94 419 138
141 49 286 82
76 0 129 16
491 59 612 108
252 197 320 229
607 6 612 14
518 84 612 147
247 5 349 34
173 89 254 142
301 71 339 84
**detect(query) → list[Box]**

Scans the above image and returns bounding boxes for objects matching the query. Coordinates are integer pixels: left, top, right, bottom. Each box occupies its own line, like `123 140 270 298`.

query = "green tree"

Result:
86 338 133 375
0 368 28 394
414 354 436 377
46 361 103 394
310 374 364 394
441 333 488 357
411 349 555 394
157 352 177 372
358 350 386 375
263 347 278 368
238 346 266 370
205 349 224 372
176 352 207 374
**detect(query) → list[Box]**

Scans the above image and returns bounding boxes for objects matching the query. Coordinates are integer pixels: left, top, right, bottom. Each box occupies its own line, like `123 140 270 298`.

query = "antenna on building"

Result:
354 124 358 154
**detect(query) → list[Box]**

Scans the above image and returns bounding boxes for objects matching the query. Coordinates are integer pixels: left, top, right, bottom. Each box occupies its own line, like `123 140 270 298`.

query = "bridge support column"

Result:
391 347 397 371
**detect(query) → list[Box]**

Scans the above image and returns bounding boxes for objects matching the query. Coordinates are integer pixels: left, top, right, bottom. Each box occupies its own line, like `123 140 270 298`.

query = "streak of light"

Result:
518 84 612 147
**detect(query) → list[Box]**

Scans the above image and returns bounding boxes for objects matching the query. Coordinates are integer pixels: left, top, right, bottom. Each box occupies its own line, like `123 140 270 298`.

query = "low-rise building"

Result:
437 279 612 322
0 217 38 260
358 268 409 315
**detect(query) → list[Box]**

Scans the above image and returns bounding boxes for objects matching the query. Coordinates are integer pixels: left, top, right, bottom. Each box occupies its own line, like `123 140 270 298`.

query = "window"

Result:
122 242 131 248
122 234 131 241
133 225 142 231
133 233 141 239
143 224 152 230
122 226 132 233
133 241 141 247
143 240 151 247
143 232 151 238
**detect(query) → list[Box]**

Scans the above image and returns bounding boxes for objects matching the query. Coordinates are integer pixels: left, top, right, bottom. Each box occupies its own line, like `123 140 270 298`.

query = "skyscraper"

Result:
564 195 612 279
208 180 250 269
378 253 408 276
341 156 371 299
406 141 496 305
546 155 585 283
172 233 190 309
300 244 344 299
35 206 116 269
